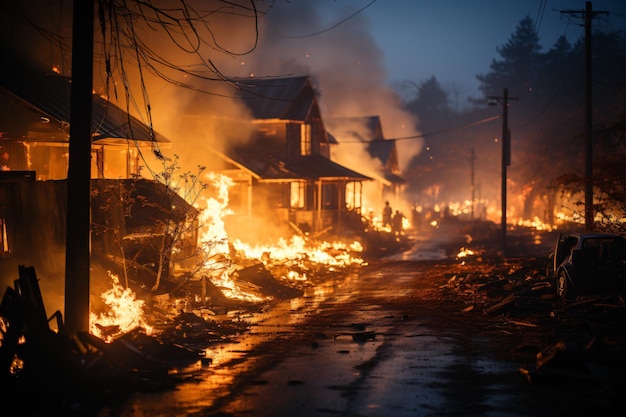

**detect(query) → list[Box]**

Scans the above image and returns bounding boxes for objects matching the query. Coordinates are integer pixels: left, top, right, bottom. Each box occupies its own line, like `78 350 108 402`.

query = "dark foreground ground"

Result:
102 223 626 416
3 221 626 416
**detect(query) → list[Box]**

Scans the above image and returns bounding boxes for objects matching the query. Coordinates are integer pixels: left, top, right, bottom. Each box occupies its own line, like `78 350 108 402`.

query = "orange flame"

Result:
456 247 474 258
92 168 368 321
90 271 152 342
195 172 364 300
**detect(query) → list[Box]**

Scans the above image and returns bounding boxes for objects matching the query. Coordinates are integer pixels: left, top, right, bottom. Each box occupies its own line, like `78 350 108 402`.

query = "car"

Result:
547 232 626 301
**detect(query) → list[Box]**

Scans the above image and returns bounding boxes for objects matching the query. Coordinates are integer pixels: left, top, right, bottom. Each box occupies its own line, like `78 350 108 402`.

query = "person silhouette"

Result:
382 201 392 228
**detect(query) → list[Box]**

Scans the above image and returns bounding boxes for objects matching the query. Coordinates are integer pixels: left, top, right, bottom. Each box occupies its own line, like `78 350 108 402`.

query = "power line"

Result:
535 0 547 34
337 114 501 143
276 0 378 39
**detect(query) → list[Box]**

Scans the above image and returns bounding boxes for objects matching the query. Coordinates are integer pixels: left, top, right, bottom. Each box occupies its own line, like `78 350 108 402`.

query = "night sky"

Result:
290 0 626 97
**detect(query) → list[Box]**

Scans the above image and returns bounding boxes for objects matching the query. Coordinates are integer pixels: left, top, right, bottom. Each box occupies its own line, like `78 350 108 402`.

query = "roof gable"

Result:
326 115 404 183
233 76 315 121
327 115 396 166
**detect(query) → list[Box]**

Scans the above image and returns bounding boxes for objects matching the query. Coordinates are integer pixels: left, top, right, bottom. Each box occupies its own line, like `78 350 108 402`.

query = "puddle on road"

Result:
347 330 526 417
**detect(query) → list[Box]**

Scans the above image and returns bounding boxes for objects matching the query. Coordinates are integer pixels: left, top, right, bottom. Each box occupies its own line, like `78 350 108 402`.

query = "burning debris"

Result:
0 265 204 414
90 271 152 342
0 169 377 412
0 229 369 413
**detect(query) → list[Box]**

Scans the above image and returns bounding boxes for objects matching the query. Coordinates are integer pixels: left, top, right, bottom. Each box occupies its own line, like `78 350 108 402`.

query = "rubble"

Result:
235 263 304 299
0 244 344 413
435 247 626 389
4 222 625 412
0 265 205 414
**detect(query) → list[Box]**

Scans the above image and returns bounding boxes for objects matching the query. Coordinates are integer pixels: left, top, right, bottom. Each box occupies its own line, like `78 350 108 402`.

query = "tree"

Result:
137 156 208 291
557 115 626 232
405 76 452 130
476 16 543 99
405 14 626 229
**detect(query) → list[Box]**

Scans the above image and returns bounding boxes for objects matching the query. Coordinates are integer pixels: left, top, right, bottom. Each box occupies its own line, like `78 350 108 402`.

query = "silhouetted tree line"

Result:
403 16 626 230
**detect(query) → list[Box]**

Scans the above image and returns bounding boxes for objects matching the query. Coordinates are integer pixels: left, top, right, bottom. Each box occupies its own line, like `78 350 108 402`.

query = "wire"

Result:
276 0 377 39
535 0 547 34
92 0 265 180
338 115 501 143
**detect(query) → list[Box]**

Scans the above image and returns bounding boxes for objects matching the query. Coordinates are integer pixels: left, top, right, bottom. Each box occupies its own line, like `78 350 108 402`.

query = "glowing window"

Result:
300 124 311 156
0 209 10 256
290 182 305 208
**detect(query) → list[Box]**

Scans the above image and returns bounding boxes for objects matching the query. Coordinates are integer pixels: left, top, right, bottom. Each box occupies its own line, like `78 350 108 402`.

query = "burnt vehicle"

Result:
547 233 626 300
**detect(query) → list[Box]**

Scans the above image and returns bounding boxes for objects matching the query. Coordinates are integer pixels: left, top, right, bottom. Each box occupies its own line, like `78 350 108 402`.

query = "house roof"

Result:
214 145 369 182
204 77 368 182
0 62 169 144
326 115 405 184
232 76 315 121
211 146 299 181
384 172 407 184
287 155 371 181
327 115 391 162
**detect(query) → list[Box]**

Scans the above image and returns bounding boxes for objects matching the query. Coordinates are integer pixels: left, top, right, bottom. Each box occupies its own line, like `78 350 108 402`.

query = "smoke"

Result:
113 0 423 225
2 0 422 171
3 0 424 234
248 1 423 171
125 1 420 171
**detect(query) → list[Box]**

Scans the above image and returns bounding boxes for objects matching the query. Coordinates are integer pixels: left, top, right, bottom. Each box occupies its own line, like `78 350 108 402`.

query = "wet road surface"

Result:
97 236 546 417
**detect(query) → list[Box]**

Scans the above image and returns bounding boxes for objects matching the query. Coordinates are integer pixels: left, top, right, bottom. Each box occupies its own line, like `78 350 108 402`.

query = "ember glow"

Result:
457 247 475 258
193 172 365 300
90 272 152 342
430 199 563 232
516 216 557 231
90 168 367 325
232 236 364 269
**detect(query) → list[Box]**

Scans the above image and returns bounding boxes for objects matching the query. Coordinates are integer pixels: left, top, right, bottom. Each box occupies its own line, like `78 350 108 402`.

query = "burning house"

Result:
326 115 406 210
189 76 372 241
0 63 199 286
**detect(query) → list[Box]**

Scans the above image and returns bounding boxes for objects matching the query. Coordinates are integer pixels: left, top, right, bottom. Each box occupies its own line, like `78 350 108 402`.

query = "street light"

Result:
489 88 517 253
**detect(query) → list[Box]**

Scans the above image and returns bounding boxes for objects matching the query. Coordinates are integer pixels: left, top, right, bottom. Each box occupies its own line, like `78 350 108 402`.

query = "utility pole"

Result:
489 88 517 252
469 148 476 220
65 0 94 335
561 1 608 232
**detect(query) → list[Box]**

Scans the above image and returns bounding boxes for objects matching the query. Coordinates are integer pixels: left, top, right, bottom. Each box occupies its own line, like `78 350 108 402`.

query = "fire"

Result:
515 216 557 231
192 172 365 301
195 173 266 301
197 172 233 259
90 272 152 342
210 269 266 302
457 247 474 258
91 168 368 324
232 235 364 269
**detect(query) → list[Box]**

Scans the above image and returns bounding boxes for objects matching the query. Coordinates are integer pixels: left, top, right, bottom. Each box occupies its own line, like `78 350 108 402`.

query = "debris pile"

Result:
0 265 204 414
437 251 626 386
0 232 371 413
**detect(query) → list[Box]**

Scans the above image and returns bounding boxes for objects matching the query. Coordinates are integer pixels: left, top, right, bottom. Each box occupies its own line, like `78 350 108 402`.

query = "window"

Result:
300 124 311 156
103 147 129 179
290 182 305 208
0 207 10 257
